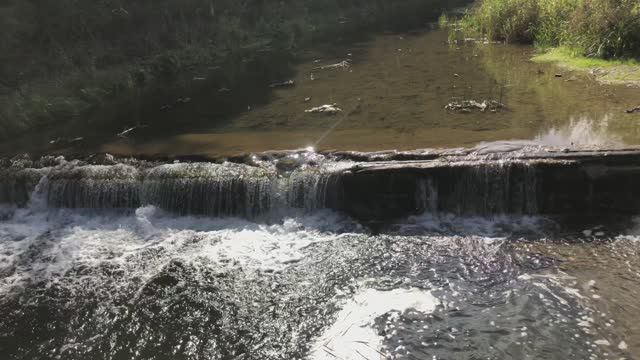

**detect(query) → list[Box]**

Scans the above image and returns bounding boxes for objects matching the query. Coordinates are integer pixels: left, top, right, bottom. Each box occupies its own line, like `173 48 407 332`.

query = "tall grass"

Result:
462 0 640 59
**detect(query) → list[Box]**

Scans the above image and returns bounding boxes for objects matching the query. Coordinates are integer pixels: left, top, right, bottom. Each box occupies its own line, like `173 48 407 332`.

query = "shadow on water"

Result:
0 3 472 159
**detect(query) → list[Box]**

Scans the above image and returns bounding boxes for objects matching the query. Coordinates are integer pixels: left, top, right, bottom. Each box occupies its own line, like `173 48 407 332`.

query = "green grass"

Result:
533 47 639 69
438 13 450 28
533 47 640 85
461 0 640 59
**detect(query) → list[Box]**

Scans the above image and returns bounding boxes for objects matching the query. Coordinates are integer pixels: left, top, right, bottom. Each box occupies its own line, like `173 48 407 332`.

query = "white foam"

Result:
0 206 361 295
310 288 437 360
401 213 550 237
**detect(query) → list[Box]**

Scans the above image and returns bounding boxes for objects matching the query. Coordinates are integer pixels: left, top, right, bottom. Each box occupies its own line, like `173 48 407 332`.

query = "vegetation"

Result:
0 0 467 141
461 0 640 59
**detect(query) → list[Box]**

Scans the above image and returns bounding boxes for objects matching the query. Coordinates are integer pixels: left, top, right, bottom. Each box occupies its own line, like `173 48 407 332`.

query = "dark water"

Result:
99 29 640 157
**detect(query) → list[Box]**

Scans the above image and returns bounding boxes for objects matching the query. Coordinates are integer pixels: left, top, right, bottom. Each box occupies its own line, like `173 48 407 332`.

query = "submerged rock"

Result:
269 80 295 88
445 99 505 113
305 104 342 115
625 106 640 114
49 137 85 148
117 125 148 138
313 60 351 71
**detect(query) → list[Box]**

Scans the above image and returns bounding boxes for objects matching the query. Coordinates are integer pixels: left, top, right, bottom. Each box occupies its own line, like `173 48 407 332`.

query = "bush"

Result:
463 0 640 59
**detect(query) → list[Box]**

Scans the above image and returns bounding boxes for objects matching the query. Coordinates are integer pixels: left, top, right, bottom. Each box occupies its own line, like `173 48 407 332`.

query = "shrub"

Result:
464 0 640 59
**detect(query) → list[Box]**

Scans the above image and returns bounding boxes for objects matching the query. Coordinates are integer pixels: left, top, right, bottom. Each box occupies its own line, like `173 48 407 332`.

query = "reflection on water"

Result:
535 117 624 148
101 29 640 157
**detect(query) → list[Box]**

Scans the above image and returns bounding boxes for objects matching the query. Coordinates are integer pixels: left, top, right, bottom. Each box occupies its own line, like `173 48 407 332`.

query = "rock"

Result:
269 80 295 88
90 153 117 165
117 125 148 138
305 104 342 115
276 156 303 172
594 339 610 346
37 155 66 167
313 60 351 71
304 97 312 102
445 99 505 113
9 154 32 169
49 137 85 147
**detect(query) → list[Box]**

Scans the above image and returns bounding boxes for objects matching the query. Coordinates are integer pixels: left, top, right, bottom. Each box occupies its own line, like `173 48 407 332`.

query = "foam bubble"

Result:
0 206 361 295
310 288 437 360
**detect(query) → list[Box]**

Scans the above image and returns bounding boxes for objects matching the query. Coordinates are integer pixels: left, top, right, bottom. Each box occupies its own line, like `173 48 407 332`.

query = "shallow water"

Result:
0 205 638 359
101 29 640 157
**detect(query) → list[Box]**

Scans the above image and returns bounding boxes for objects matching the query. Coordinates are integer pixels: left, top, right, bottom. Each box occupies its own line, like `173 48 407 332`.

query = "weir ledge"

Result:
2 145 640 222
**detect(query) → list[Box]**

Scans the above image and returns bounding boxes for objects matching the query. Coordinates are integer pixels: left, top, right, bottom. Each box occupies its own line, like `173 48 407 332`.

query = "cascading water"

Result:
0 158 350 219
44 164 142 209
0 150 636 222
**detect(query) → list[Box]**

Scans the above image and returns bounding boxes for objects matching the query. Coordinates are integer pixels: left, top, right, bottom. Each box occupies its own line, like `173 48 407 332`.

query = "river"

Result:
0 153 638 359
1 22 640 360
100 28 640 157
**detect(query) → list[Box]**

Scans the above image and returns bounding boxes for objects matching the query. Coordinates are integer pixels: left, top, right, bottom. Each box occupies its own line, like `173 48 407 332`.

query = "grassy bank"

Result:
532 48 640 86
0 0 469 143
459 0 640 85
462 0 640 57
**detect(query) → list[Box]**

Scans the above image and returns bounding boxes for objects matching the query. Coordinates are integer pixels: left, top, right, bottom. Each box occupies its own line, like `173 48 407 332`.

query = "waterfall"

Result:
140 163 276 217
44 164 142 209
0 153 635 222
0 168 46 207
0 161 345 218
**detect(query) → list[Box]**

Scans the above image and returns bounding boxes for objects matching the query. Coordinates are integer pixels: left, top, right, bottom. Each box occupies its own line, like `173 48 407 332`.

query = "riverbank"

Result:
533 47 640 87
459 0 640 86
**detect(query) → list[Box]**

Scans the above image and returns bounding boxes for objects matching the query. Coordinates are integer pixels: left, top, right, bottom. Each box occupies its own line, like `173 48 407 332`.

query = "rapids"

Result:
0 200 638 359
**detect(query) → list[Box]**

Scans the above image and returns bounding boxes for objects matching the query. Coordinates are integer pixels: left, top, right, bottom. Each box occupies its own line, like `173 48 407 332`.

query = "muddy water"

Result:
104 29 640 157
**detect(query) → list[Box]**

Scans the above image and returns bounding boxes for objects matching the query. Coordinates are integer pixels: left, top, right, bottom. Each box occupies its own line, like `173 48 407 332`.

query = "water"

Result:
98 29 640 158
1 198 639 359
2 21 640 360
